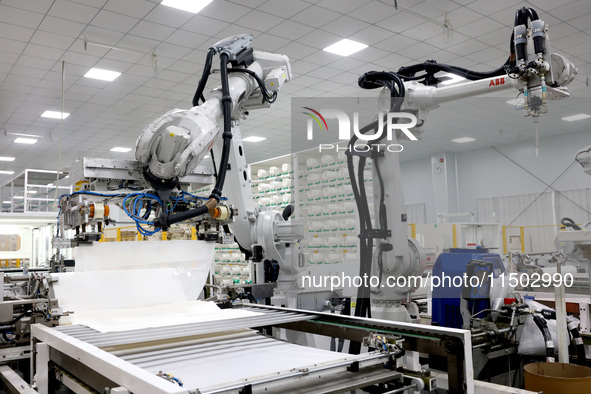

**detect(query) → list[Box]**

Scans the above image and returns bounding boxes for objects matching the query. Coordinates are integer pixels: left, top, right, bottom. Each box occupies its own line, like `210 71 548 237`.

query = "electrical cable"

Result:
533 314 555 362
0 311 32 326
208 52 232 203
210 149 218 181
161 50 239 228
396 59 510 82
348 72 405 353
227 68 277 104
192 49 215 107
561 217 582 231
569 323 587 365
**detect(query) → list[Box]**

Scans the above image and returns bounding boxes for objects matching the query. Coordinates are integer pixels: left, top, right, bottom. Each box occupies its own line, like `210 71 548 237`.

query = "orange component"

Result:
213 207 221 218
89 203 95 218
104 204 110 217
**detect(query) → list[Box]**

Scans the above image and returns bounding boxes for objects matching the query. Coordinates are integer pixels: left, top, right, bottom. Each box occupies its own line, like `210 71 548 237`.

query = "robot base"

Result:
371 302 420 323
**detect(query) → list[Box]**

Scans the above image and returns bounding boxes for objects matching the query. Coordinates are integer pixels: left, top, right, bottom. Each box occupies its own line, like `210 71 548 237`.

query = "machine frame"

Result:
30 304 473 394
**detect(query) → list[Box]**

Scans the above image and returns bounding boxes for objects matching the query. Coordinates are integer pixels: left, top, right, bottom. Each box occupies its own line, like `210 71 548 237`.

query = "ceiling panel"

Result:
0 0 589 186
47 0 101 24
0 5 45 28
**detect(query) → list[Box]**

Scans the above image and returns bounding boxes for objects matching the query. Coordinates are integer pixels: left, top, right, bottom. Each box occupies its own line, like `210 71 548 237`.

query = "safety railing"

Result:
501 224 571 254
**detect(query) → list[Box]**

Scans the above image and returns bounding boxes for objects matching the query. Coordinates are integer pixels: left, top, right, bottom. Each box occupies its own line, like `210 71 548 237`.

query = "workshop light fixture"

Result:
30 170 63 175
2 201 10 204
14 137 38 144
41 111 69 119
84 68 121 82
110 147 132 153
0 157 15 162
561 114 591 122
161 0 213 14
0 170 15 174
242 136 266 142
452 137 475 143
323 39 368 57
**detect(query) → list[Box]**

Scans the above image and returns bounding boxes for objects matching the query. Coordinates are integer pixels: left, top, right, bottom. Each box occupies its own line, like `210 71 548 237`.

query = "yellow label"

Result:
170 133 175 137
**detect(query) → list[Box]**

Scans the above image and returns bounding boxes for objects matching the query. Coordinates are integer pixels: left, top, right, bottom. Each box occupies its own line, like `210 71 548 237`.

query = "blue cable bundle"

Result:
122 192 163 236
57 190 221 236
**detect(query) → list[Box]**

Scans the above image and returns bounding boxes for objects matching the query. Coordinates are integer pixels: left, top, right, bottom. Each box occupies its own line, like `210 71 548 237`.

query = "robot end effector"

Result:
134 34 291 227
575 146 591 176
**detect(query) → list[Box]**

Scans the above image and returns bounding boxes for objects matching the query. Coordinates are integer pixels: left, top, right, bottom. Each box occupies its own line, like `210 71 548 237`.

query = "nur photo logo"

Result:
302 107 419 153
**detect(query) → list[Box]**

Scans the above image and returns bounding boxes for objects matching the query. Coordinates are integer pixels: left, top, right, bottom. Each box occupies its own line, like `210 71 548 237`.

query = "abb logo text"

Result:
489 77 505 87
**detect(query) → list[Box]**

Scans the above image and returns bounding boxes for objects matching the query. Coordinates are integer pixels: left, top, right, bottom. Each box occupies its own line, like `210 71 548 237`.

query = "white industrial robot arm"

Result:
134 34 291 230
348 6 578 325
575 146 591 176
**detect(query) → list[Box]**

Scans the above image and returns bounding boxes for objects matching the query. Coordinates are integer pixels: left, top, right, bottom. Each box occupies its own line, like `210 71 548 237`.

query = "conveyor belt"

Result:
56 306 317 348
117 331 391 394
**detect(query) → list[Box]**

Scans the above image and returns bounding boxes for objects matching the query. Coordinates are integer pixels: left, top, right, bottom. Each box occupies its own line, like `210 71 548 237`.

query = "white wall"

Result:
400 158 437 222
401 129 591 224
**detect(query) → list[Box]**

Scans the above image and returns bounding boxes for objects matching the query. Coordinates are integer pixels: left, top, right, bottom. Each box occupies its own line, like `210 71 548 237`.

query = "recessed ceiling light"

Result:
15 137 38 144
439 73 466 85
41 111 69 119
0 157 15 162
323 39 368 57
0 170 15 174
13 196 24 200
242 136 266 142
110 147 132 153
28 190 37 194
161 0 214 13
561 114 591 122
2 201 10 204
84 68 121 81
452 137 476 143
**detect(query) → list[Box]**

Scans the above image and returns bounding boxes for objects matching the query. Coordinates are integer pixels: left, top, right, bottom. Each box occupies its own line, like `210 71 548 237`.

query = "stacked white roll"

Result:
258 183 271 192
321 154 336 165
307 158 320 168
322 170 338 182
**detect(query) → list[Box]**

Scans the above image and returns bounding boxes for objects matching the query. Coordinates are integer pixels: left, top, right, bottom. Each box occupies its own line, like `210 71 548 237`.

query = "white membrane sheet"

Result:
66 300 260 332
73 240 216 272
53 240 260 332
